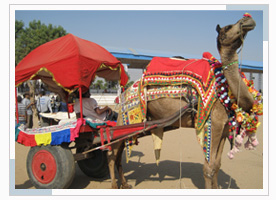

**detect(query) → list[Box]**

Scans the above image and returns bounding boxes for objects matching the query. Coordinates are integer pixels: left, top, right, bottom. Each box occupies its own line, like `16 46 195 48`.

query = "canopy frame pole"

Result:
65 94 70 119
78 86 84 124
15 88 19 124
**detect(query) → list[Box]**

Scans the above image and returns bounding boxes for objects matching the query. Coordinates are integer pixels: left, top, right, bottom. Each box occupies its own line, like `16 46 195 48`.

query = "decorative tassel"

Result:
244 139 254 150
244 132 259 150
227 134 244 159
243 13 252 18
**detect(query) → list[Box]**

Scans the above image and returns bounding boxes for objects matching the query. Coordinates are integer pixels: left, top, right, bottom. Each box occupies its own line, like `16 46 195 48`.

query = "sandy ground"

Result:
14 107 263 190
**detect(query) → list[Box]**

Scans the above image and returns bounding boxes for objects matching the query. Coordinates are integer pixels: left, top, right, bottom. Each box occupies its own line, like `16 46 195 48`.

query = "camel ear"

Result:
216 24 221 33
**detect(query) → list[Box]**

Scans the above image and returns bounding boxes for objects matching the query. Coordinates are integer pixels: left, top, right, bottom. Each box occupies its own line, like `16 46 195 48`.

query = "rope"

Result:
222 61 239 70
178 87 184 189
226 24 245 189
237 24 245 109
233 25 245 148
176 60 199 188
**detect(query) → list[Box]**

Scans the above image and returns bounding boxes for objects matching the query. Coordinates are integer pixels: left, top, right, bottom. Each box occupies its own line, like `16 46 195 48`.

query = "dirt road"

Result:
14 114 263 190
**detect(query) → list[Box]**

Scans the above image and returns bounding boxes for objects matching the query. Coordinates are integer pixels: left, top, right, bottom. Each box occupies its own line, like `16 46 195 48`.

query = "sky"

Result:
15 9 264 81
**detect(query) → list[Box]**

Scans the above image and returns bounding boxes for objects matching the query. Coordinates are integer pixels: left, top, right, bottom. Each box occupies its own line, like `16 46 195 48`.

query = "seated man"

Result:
74 91 118 121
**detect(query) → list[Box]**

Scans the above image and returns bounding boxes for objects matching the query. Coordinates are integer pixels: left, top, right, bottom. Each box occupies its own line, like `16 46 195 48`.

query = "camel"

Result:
106 14 257 189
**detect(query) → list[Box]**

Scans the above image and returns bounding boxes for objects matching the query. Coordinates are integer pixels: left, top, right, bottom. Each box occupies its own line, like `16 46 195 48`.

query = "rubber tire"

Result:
76 149 109 178
26 145 75 189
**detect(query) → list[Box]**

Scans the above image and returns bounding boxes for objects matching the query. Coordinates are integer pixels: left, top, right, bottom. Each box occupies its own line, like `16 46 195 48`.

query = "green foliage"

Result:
94 79 104 89
15 20 67 66
15 20 25 39
124 71 134 89
106 80 118 89
125 80 134 89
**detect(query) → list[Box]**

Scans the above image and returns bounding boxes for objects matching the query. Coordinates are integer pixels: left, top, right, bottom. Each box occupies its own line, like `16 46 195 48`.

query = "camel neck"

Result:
220 57 254 112
219 48 239 66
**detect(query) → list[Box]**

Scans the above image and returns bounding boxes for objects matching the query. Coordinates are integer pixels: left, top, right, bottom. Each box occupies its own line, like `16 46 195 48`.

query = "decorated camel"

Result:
107 13 262 189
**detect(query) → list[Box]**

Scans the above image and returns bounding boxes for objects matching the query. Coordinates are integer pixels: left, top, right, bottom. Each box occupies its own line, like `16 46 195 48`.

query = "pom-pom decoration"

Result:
243 13 252 18
212 60 263 159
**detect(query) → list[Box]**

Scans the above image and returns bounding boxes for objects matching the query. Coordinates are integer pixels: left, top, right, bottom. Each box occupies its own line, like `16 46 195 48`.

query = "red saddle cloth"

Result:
145 52 215 87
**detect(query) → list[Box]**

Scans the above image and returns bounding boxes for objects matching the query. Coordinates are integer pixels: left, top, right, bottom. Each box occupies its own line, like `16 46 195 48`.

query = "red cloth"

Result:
70 118 85 142
106 121 117 127
96 121 117 129
17 131 37 147
68 103 74 113
112 126 144 139
145 53 213 85
15 34 128 90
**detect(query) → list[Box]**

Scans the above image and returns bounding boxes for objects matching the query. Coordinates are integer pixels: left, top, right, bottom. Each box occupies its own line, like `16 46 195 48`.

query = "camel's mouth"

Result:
241 23 256 31
240 18 256 31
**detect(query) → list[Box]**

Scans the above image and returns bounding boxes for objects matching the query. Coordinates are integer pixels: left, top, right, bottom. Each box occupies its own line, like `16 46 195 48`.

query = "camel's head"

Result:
216 13 256 53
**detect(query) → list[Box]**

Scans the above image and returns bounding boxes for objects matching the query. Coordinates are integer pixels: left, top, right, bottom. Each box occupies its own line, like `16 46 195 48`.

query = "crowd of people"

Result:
15 91 68 128
15 89 118 128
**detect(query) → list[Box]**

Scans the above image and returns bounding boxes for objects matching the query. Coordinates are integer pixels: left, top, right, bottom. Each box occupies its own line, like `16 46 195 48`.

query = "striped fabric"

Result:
15 119 107 147
17 103 26 123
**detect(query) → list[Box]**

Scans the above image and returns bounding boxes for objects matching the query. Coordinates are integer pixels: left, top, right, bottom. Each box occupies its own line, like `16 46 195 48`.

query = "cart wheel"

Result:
26 145 75 189
76 149 109 178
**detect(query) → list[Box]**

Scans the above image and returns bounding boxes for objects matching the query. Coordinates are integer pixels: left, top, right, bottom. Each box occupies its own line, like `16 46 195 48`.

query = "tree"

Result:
123 71 134 89
15 20 67 66
94 80 104 90
15 20 25 39
15 20 67 116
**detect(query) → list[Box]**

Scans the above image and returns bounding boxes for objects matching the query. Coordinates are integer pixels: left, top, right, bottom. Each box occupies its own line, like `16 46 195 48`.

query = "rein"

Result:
221 61 239 70
222 24 245 148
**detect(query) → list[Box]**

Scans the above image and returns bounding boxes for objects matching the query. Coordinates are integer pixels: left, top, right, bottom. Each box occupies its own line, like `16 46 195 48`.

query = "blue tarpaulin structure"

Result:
105 46 263 72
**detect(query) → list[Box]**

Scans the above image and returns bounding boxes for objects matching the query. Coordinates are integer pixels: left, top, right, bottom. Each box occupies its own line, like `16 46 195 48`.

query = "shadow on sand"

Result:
15 180 33 189
69 150 239 189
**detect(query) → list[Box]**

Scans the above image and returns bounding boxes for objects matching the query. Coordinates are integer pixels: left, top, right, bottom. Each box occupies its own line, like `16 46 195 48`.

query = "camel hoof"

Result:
120 183 132 189
111 185 119 189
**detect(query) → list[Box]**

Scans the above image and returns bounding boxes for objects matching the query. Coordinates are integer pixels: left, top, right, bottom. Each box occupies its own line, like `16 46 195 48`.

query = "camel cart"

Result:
15 34 193 189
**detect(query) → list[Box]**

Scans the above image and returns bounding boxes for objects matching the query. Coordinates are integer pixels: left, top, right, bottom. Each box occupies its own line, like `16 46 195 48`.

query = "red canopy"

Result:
15 33 128 96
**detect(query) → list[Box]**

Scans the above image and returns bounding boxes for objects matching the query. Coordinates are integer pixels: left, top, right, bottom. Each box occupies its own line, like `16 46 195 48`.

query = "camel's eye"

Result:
225 25 233 32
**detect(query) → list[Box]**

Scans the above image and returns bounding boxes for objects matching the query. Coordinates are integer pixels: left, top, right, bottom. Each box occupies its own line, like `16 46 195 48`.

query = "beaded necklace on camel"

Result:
209 58 263 158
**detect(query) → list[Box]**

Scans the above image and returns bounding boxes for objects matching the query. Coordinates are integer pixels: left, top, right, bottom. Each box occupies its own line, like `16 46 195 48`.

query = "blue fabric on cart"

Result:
50 129 71 145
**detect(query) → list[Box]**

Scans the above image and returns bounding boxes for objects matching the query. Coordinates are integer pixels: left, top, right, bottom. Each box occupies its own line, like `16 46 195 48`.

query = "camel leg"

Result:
203 130 227 188
212 129 227 188
115 142 132 189
107 140 131 189
203 102 228 189
151 128 164 165
106 115 130 189
107 141 122 189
